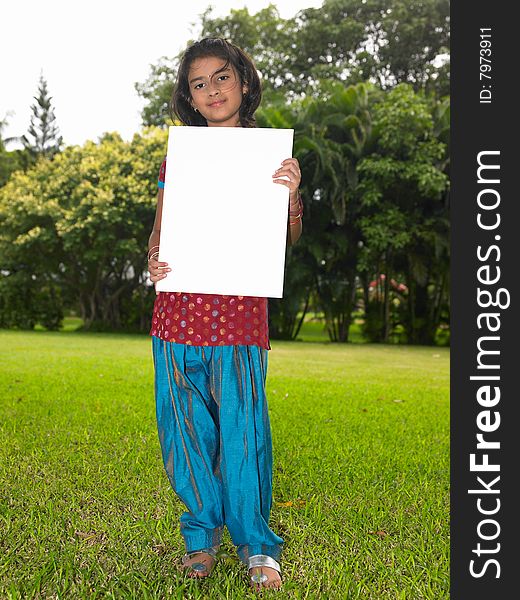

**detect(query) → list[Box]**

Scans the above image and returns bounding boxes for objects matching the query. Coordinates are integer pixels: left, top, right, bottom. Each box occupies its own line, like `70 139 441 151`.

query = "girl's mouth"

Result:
209 100 225 107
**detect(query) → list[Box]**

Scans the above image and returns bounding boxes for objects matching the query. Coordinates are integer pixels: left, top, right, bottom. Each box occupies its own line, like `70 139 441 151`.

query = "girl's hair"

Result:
169 37 262 128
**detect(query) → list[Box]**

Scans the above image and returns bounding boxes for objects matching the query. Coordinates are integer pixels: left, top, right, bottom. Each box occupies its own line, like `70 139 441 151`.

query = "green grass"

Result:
0 330 449 599
293 315 367 344
37 312 449 346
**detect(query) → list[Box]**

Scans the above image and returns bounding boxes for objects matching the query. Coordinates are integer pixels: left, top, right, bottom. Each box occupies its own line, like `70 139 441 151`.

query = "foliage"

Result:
198 0 450 96
136 0 450 128
0 115 36 187
20 73 63 160
1 3 451 343
357 84 449 343
0 128 168 331
260 80 380 342
134 57 179 128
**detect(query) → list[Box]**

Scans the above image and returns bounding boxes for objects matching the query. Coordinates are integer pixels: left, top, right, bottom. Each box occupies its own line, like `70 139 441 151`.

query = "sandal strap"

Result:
183 545 219 561
247 554 281 574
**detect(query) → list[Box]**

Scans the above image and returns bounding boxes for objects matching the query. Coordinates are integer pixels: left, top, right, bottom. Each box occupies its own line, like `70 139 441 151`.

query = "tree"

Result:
21 73 63 160
357 84 449 344
261 80 448 345
0 113 18 152
252 79 380 342
134 57 179 128
136 0 449 128
0 127 167 331
287 80 379 342
1 114 36 187
198 0 450 95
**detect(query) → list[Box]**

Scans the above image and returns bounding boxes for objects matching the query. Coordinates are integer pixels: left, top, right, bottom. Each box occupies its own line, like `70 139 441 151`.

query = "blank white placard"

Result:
155 126 294 298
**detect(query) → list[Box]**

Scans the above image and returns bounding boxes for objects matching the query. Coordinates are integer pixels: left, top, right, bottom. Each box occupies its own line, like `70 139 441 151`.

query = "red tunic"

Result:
149 157 272 350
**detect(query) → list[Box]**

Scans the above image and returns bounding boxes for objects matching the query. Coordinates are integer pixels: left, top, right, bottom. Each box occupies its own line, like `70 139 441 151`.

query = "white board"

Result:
155 126 294 298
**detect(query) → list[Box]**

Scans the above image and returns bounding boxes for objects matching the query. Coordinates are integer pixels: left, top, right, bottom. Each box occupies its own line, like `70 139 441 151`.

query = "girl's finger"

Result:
273 178 296 191
281 158 300 173
273 166 301 182
149 259 169 267
272 173 299 189
150 270 171 282
150 271 169 280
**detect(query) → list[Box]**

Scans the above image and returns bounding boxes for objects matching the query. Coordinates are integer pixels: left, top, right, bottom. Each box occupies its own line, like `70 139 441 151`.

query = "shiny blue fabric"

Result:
151 335 284 564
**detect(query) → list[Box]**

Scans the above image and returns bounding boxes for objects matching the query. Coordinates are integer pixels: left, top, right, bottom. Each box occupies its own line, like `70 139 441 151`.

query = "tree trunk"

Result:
292 292 310 339
383 261 391 342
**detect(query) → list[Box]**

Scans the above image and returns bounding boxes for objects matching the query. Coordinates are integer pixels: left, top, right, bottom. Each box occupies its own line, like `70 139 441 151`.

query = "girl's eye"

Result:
194 83 204 90
218 75 229 81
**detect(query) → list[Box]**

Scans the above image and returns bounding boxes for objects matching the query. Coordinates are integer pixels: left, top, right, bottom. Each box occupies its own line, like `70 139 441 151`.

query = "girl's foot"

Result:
249 566 282 591
181 546 219 578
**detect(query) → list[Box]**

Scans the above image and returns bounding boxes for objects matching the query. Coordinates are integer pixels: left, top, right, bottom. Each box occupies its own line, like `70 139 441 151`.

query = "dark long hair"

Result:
169 37 262 128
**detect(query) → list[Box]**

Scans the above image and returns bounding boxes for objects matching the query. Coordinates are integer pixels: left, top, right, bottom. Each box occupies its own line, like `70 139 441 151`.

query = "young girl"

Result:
147 37 303 592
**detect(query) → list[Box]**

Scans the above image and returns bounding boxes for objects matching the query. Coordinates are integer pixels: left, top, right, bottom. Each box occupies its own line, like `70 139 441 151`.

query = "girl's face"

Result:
188 56 247 127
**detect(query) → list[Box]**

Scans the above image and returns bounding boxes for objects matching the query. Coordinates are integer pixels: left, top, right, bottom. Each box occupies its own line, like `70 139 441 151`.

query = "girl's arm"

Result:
273 159 303 246
148 187 170 292
287 191 303 246
148 187 164 252
287 214 302 246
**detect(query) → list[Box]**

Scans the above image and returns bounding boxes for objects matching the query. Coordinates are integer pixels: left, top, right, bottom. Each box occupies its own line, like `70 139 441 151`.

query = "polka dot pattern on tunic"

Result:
150 292 271 350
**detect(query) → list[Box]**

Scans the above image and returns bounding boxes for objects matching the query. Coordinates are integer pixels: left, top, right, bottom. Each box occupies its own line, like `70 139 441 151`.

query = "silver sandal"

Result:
181 546 219 576
248 554 282 589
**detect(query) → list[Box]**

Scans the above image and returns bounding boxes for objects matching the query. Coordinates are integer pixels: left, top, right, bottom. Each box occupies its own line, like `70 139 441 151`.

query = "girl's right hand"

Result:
148 258 171 295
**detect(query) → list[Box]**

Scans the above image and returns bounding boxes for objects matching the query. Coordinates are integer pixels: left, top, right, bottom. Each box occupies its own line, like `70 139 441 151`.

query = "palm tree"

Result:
295 80 378 342
0 113 23 151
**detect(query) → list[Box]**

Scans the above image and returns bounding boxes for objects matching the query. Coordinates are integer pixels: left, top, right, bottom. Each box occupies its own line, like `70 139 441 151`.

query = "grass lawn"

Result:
0 328 449 599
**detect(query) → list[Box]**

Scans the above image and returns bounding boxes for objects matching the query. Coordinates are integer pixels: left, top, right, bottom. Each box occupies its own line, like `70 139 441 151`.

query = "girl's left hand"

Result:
272 158 301 201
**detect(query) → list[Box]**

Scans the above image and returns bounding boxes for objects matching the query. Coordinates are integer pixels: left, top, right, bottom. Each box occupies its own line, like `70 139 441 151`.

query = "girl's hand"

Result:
272 158 301 201
148 258 171 295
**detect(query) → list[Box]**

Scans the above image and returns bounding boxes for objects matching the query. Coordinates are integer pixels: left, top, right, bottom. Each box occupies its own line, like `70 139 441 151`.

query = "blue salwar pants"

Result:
151 336 284 565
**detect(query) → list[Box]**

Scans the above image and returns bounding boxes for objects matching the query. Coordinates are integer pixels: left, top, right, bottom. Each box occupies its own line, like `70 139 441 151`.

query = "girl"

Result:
147 37 303 593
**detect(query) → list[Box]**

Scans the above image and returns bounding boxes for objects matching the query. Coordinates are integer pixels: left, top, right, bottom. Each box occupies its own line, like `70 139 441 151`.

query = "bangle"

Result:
147 245 160 261
289 195 303 216
289 189 301 202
